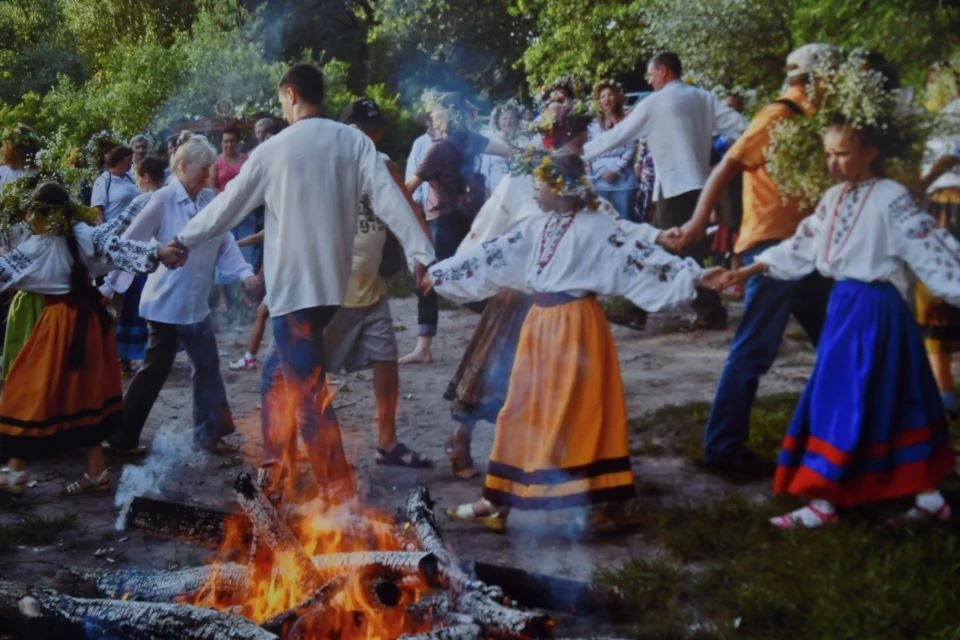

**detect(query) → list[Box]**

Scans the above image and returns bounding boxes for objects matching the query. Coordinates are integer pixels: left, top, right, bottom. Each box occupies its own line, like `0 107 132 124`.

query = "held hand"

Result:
699 266 729 291
414 261 434 295
676 221 706 251
656 227 684 253
243 274 265 301
601 171 620 183
718 268 750 290
158 244 187 269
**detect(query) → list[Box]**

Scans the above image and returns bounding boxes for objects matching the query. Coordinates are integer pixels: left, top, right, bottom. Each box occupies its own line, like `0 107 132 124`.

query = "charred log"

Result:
123 496 251 549
311 551 440 585
53 564 250 604
0 580 276 640
466 560 625 619
399 613 485 640
234 472 324 595
259 576 343 636
452 589 554 639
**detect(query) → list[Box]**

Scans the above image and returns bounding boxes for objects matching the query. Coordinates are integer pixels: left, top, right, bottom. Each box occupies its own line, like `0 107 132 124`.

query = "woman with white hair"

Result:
102 134 257 456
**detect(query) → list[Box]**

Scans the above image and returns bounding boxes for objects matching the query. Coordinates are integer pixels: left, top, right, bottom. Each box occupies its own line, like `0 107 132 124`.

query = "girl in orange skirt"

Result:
0 183 180 495
429 153 725 531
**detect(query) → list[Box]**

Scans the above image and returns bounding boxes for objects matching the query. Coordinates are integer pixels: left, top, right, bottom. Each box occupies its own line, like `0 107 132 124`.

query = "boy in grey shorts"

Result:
325 98 433 468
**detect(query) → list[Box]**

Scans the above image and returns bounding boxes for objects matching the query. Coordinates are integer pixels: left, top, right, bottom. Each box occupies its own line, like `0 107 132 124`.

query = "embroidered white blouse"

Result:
459 174 663 253
758 179 960 306
0 223 159 295
109 177 253 325
430 207 702 312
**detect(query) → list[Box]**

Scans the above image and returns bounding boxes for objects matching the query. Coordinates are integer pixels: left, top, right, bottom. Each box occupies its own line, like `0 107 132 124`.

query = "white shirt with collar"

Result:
584 80 747 201
177 117 436 317
110 177 253 325
91 171 141 222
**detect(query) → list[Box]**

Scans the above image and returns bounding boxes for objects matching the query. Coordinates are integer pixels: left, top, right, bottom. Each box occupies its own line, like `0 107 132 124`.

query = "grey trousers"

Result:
110 317 235 449
655 188 726 325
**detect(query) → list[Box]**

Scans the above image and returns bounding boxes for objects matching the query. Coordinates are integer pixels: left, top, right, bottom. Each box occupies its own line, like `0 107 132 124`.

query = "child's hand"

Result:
699 266 729 291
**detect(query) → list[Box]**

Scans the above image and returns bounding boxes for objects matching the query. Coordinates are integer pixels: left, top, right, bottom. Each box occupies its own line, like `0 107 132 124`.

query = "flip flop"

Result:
375 442 434 468
445 500 508 532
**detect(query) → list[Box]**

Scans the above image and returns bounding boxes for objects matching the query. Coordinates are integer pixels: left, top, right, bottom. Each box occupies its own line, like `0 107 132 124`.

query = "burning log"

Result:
53 564 250 603
0 580 276 640
259 576 344 636
399 613 485 640
310 551 441 585
124 496 251 549
234 472 324 595
452 590 554 639
407 594 450 626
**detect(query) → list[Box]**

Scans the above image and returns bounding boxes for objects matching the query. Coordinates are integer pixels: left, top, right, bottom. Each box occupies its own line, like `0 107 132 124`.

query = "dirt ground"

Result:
0 294 819 635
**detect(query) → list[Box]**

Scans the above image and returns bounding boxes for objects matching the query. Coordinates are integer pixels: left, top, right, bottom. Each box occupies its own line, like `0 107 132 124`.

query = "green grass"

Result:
599 493 960 639
0 514 76 552
629 393 801 462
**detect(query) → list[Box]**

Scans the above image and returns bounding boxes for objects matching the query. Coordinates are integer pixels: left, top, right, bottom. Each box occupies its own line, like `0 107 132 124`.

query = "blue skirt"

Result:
774 280 955 507
116 275 148 362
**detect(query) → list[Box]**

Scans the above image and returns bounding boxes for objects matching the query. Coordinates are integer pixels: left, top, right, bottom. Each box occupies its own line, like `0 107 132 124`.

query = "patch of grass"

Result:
0 514 76 552
629 393 800 462
600 493 960 639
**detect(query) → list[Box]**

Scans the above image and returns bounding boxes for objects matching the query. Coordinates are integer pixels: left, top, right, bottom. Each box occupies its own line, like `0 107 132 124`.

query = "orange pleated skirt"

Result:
482 295 636 510
0 297 123 459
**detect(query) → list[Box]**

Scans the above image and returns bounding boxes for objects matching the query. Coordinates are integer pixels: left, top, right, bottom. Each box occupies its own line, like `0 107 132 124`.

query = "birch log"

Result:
54 564 250 603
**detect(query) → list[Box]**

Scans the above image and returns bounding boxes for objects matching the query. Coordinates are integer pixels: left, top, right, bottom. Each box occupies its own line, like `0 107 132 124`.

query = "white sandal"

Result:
61 469 111 497
0 468 28 495
900 502 952 522
445 499 508 532
770 503 838 529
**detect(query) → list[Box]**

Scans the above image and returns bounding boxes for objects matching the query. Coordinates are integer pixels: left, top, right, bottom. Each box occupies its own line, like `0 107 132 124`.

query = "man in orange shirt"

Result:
674 44 837 481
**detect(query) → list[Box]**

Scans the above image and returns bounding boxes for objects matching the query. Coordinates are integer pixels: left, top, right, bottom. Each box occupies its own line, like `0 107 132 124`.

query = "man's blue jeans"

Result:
260 306 354 496
702 241 833 462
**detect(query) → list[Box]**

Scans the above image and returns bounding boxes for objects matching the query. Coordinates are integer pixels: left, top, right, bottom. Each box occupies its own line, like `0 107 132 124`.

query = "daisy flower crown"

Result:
2 125 43 154
0 174 100 236
531 154 599 209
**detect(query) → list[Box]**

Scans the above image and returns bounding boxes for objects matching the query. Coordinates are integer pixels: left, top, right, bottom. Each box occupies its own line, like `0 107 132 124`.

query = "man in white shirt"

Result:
173 63 436 501
585 52 746 328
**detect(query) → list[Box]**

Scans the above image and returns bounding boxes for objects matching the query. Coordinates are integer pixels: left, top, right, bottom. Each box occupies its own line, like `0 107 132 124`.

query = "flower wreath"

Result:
0 174 99 236
490 98 524 132
83 129 125 169
592 78 625 102
534 75 580 107
765 48 935 209
525 98 592 137
2 125 43 157
532 154 599 209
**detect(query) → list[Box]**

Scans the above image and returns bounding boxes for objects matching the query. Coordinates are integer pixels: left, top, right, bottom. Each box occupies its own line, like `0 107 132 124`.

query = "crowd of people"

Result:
0 42 958 533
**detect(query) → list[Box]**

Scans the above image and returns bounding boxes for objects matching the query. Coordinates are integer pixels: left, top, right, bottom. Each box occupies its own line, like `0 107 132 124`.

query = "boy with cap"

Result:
324 98 433 467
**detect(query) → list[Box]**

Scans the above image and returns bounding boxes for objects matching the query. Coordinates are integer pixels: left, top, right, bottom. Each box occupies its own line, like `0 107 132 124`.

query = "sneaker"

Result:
229 355 258 371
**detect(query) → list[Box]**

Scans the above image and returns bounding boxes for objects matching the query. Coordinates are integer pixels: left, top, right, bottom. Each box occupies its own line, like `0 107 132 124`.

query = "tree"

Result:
0 0 86 104
367 0 534 104
510 0 647 90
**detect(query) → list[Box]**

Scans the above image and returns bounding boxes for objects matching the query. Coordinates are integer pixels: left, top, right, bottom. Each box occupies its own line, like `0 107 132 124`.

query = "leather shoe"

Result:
696 449 775 483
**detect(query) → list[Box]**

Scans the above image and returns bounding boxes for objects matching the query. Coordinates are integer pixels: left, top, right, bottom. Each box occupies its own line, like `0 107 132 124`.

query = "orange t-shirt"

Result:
730 86 816 254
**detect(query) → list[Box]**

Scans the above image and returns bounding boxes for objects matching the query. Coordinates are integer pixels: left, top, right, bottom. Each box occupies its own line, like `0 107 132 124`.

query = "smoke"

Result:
114 424 208 531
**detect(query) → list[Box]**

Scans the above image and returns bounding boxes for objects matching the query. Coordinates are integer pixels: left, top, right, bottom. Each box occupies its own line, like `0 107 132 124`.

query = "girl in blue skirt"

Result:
725 116 958 528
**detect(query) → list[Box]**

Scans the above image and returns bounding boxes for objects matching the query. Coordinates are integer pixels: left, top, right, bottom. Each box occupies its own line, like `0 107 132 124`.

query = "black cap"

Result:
340 98 383 126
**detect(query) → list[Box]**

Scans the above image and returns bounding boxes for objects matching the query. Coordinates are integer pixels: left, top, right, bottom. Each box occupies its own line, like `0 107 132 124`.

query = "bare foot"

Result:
398 349 433 365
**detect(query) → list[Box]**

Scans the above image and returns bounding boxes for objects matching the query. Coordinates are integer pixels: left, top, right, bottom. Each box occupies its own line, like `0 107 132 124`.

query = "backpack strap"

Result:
772 98 804 115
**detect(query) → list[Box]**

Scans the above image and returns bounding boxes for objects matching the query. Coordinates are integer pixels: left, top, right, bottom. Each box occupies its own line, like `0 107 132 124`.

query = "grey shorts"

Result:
323 297 398 373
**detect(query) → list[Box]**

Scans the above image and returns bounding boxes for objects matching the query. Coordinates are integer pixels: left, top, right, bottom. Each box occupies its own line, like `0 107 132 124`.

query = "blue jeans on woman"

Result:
702 242 832 463
597 188 638 221
260 306 354 497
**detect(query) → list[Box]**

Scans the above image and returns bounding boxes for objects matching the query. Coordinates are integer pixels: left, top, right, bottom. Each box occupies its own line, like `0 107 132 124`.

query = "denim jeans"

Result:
215 212 259 284
261 306 354 495
702 242 833 462
115 317 234 449
417 215 471 336
596 188 638 221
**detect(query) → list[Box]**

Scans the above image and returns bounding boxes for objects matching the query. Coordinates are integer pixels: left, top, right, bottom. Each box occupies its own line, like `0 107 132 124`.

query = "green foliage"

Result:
510 0 646 90
368 0 534 103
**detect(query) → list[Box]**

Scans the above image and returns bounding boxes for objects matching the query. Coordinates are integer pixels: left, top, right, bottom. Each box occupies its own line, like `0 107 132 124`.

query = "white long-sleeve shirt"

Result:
925 98 960 193
584 81 746 200
177 118 436 317
432 207 701 312
406 132 434 209
758 179 960 307
111 177 253 324
0 223 158 295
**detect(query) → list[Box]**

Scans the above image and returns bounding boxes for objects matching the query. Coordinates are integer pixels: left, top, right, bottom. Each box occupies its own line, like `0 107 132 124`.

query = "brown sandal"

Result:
444 438 479 480
61 470 111 497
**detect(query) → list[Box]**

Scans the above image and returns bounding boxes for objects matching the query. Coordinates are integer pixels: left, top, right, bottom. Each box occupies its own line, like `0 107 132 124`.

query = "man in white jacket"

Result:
173 64 436 501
